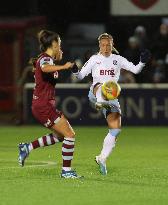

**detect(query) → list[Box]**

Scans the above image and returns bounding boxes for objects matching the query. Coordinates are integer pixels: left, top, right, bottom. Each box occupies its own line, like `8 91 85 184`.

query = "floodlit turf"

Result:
0 126 168 205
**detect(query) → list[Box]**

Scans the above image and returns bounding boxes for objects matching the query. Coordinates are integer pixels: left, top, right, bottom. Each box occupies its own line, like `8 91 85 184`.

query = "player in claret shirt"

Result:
72 33 151 175
18 30 83 179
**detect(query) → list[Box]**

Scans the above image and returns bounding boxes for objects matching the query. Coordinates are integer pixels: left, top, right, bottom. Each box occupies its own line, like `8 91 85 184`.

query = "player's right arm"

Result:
39 57 74 73
41 62 74 72
72 56 96 80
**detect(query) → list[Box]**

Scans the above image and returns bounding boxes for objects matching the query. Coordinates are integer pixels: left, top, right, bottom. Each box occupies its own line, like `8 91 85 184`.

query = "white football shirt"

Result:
76 53 145 86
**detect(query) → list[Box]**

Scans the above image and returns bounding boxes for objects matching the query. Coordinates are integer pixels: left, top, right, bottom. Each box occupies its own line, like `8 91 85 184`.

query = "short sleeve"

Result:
39 57 54 68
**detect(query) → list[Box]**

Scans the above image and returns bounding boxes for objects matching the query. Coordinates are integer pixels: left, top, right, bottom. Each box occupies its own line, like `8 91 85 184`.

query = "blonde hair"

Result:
98 33 113 42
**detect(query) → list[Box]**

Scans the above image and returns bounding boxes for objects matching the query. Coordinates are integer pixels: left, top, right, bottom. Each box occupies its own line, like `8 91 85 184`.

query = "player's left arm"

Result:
119 49 151 74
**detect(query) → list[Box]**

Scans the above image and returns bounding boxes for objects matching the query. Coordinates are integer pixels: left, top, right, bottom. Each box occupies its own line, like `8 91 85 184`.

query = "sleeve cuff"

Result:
139 61 145 66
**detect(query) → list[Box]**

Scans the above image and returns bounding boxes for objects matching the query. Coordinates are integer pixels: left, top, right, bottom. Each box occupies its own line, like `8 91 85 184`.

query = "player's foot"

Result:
95 102 111 111
95 156 107 175
18 143 29 167
61 170 84 179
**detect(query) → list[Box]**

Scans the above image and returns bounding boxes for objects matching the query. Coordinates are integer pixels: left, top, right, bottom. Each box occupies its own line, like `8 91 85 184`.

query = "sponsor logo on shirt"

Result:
100 69 115 77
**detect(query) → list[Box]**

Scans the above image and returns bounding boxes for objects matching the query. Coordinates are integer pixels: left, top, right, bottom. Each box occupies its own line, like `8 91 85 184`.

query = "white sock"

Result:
62 167 71 171
96 86 106 103
99 133 116 163
28 143 33 152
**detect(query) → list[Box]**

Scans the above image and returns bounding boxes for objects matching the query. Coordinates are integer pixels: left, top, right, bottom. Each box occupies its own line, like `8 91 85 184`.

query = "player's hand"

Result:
140 49 151 63
64 62 74 69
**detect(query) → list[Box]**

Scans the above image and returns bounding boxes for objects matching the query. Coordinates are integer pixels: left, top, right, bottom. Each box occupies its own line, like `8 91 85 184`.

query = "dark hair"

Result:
29 30 60 72
38 30 60 52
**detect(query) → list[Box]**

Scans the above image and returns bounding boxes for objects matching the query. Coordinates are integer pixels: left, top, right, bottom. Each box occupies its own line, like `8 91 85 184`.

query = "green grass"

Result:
0 126 168 205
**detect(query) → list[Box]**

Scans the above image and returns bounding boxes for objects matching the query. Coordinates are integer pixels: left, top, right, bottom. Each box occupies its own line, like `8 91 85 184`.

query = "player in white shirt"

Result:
71 33 151 175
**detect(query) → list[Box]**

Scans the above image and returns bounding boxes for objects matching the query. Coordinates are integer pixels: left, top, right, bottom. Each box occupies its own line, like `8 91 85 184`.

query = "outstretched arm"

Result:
41 62 74 72
120 49 151 74
38 56 74 72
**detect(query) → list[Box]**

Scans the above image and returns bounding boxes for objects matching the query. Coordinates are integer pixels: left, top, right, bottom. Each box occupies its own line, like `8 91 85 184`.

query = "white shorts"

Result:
88 85 121 118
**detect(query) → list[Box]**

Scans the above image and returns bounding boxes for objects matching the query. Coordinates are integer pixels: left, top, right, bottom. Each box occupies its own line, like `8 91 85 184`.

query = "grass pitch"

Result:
0 126 168 205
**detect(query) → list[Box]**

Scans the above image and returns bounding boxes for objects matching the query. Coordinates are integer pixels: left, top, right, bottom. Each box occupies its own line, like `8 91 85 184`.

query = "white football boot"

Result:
95 155 107 175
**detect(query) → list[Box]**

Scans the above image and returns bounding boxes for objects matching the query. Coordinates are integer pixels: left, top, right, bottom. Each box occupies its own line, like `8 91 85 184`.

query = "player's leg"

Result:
92 84 121 174
51 114 83 178
99 112 121 161
18 131 63 167
28 131 64 152
93 84 112 110
18 104 64 167
96 112 121 175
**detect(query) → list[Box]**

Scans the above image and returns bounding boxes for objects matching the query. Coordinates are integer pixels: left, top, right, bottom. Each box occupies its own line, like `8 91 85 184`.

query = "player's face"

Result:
51 39 63 61
99 38 113 57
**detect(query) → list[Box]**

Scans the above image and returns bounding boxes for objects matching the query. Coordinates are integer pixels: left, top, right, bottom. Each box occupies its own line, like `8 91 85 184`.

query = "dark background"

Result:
0 0 163 50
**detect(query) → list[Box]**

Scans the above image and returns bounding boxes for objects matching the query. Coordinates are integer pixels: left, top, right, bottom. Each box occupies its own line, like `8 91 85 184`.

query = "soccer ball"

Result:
101 81 121 100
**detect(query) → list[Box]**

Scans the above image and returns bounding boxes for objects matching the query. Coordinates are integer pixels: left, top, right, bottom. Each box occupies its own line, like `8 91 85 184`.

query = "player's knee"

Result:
65 130 76 138
109 128 121 137
70 130 76 138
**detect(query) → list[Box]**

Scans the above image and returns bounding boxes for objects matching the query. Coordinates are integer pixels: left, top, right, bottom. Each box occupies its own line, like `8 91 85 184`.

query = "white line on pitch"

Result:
0 159 56 169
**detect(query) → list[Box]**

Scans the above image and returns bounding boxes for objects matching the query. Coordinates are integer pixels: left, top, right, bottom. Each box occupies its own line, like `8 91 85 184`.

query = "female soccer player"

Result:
18 30 82 178
72 33 151 175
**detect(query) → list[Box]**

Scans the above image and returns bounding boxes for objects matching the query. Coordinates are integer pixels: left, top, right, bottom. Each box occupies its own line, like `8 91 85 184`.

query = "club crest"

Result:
113 60 117 65
131 0 158 10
